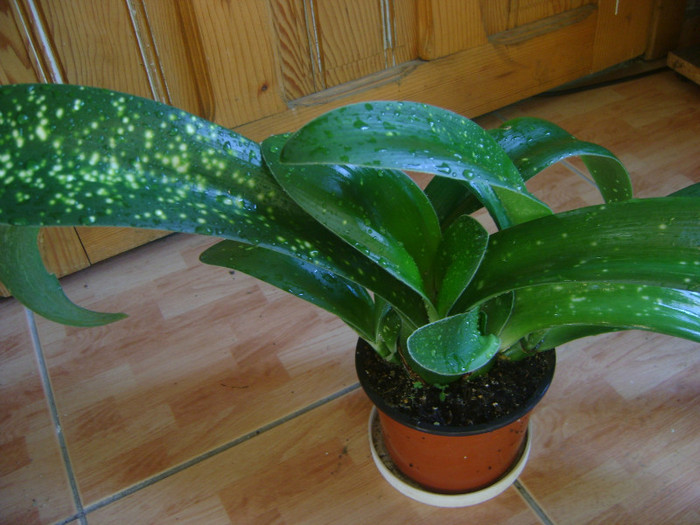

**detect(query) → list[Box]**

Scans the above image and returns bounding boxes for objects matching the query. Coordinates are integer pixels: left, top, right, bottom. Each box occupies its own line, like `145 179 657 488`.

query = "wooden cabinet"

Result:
0 0 683 295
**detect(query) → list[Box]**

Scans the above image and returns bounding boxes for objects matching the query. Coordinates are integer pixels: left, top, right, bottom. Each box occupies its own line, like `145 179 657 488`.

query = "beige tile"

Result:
0 299 76 524
522 332 699 524
34 234 360 505
88 390 542 524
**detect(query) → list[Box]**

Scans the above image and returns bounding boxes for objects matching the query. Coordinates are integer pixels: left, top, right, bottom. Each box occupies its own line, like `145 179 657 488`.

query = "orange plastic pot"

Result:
356 339 555 494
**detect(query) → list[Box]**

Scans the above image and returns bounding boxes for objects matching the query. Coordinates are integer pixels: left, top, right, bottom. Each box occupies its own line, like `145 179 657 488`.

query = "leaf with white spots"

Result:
456 197 700 310
425 117 633 229
406 309 500 383
199 240 376 341
263 133 441 304
280 101 551 229
498 282 700 350
490 117 633 202
0 84 426 326
433 214 488 317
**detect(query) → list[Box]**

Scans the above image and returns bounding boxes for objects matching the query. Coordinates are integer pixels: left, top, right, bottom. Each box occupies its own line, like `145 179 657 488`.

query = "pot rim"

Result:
355 338 556 436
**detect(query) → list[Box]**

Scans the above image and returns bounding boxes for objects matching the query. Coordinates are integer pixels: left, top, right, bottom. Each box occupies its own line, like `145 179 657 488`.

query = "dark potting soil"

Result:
357 340 554 430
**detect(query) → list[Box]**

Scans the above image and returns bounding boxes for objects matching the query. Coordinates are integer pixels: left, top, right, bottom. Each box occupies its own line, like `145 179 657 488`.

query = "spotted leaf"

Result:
498 283 700 351
0 84 427 325
280 101 551 228
456 197 700 310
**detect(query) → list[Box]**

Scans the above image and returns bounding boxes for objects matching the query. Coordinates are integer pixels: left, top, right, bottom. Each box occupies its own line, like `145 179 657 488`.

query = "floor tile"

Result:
88 390 543 524
0 299 76 524
34 234 360 505
522 332 699 524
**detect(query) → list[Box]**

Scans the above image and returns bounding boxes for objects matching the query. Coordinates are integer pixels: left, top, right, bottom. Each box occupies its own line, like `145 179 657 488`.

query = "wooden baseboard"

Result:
667 45 700 85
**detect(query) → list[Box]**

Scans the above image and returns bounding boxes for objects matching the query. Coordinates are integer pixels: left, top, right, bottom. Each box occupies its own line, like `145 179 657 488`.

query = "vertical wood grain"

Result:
270 0 317 100
124 0 170 104
644 0 688 59
314 0 387 88
0 0 44 83
417 0 488 60
592 0 655 71
184 0 286 128
34 0 152 95
390 0 419 65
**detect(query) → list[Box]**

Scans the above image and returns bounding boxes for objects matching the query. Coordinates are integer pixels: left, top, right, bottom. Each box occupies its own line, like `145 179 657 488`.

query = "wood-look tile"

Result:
522 332 699 524
88 390 542 524
34 234 360 505
0 298 76 524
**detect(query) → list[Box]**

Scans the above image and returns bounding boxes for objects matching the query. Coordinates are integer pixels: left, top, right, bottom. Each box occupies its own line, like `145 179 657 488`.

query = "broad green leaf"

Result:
434 214 488 316
424 117 633 230
199 240 375 341
280 101 550 228
490 117 633 203
671 182 700 198
480 292 515 337
406 309 500 383
0 225 126 326
498 283 700 350
457 197 700 309
522 325 617 354
263 134 441 300
0 84 426 326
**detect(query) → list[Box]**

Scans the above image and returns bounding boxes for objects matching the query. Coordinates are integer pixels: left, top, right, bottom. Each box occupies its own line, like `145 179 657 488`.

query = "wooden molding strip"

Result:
489 4 596 46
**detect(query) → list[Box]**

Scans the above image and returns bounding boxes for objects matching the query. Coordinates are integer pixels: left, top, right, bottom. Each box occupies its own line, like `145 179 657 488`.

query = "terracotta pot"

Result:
356 339 555 497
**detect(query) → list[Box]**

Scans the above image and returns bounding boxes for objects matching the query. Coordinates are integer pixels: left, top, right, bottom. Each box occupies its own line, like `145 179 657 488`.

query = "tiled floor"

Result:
1 70 699 524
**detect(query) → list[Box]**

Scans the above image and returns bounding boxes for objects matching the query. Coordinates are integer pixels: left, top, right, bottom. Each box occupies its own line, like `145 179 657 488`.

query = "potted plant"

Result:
0 84 698 506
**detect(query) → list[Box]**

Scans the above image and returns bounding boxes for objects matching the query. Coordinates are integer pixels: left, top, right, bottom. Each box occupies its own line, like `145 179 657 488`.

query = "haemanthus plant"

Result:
0 84 698 385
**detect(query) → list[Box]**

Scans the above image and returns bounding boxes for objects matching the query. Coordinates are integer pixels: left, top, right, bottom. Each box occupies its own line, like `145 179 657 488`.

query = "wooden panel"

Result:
391 0 419 64
482 0 595 35
314 0 387 88
75 227 170 264
488 4 596 45
668 45 700 85
140 0 217 119
417 0 488 59
237 9 598 140
270 0 317 100
592 0 655 71
34 0 152 95
645 0 688 59
0 1 39 83
38 227 91 276
183 0 286 128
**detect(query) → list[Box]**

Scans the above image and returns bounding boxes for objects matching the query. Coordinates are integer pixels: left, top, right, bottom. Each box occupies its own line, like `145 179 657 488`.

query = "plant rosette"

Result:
356 339 555 503
0 85 697 506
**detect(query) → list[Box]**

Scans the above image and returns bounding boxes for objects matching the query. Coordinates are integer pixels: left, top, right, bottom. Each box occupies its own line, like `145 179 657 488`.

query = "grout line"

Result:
560 159 596 184
24 309 88 525
82 382 361 516
513 480 555 525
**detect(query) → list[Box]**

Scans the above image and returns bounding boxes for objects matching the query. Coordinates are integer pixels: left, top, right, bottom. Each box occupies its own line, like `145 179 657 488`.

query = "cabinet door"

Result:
0 0 670 297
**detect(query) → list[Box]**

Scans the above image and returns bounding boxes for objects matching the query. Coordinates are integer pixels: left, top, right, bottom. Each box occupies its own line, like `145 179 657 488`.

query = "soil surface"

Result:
356 340 554 431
